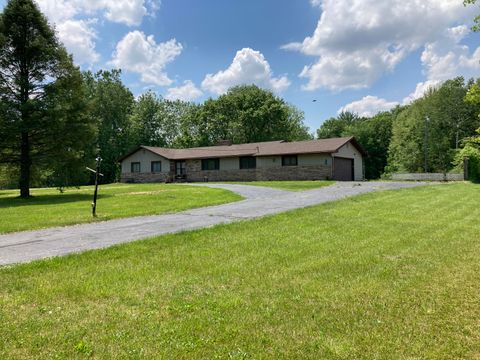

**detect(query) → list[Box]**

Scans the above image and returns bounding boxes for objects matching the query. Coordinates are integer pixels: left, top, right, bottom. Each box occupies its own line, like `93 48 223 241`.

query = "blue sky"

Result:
1 0 480 132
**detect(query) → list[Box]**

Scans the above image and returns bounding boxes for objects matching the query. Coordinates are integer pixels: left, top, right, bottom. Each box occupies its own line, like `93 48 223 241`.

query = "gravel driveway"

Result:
0 181 428 266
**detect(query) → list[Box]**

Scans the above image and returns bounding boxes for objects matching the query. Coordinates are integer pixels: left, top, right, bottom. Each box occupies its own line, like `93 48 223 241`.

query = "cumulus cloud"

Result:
201 48 290 94
34 0 161 66
35 0 78 23
402 80 443 104
283 0 475 91
66 0 158 26
56 19 100 64
403 25 480 103
35 0 100 65
421 25 480 82
110 31 183 86
339 96 399 117
165 80 203 101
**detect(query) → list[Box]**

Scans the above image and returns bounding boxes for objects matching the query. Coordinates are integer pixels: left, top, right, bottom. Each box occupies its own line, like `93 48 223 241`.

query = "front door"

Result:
175 161 186 176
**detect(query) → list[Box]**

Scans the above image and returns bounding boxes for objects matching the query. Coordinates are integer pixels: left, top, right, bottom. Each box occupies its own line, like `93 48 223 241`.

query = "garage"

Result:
333 157 354 181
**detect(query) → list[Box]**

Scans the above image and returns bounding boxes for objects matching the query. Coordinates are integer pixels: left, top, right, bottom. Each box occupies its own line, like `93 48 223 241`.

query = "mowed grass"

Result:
219 180 335 191
0 183 242 234
1 183 480 359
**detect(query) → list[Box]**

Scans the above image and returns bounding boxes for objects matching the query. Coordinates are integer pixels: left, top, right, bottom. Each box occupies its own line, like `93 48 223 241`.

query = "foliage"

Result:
1 184 480 358
454 129 480 182
0 183 241 233
127 85 312 150
0 0 95 197
316 111 362 139
84 70 135 183
184 85 312 146
316 110 396 179
388 77 480 173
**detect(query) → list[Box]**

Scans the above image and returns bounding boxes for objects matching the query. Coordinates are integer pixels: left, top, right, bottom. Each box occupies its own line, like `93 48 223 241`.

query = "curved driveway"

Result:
0 181 427 266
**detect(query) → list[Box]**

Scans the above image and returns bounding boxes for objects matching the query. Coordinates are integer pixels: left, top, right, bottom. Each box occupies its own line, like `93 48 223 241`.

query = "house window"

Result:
131 162 141 173
239 156 256 169
151 161 162 173
201 158 220 171
282 155 298 166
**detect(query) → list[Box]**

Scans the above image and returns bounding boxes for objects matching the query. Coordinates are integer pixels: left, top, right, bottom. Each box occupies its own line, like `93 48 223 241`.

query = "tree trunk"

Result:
19 131 31 198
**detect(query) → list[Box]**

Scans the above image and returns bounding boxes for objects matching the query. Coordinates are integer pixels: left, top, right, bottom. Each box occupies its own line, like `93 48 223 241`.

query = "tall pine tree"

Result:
0 0 94 197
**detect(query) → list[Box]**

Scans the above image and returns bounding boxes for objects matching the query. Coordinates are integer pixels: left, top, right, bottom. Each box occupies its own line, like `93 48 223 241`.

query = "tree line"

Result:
317 77 480 180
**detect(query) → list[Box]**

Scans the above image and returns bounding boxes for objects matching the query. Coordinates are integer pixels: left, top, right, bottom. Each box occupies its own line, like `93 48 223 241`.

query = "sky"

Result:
1 0 480 132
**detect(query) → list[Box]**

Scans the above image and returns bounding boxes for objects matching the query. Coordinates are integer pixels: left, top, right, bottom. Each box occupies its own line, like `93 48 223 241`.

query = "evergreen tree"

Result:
0 0 95 197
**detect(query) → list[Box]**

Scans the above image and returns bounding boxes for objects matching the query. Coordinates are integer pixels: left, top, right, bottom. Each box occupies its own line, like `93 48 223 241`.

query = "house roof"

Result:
119 137 366 162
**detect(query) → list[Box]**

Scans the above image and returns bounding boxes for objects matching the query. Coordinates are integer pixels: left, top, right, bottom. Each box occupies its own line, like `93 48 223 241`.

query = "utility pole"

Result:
86 156 103 217
424 115 429 173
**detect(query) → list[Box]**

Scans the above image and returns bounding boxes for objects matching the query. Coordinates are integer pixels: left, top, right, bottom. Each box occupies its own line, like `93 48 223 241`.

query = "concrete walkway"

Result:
0 181 427 266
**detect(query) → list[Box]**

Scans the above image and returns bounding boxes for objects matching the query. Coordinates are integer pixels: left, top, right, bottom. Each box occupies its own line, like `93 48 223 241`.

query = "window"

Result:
282 155 298 166
131 162 141 173
201 158 220 171
151 161 162 173
239 156 256 169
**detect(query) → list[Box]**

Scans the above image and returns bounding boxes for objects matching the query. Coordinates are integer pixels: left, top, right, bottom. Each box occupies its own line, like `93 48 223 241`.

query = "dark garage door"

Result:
333 157 354 181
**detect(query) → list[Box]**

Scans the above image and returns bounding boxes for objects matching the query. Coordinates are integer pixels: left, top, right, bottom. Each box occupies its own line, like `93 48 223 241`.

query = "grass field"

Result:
218 180 335 191
1 183 479 358
0 183 242 234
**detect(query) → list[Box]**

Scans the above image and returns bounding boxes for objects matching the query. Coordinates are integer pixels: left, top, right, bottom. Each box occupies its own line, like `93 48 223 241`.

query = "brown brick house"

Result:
118 137 366 183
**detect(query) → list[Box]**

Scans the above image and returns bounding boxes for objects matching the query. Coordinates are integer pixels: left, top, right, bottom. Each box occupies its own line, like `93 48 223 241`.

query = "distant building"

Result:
118 137 366 183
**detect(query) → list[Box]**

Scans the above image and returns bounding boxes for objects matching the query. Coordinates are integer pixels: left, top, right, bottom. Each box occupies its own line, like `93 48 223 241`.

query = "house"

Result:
118 137 366 183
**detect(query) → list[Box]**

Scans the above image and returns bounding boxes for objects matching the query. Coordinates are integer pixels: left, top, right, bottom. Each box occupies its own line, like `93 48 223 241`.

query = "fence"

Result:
391 173 464 181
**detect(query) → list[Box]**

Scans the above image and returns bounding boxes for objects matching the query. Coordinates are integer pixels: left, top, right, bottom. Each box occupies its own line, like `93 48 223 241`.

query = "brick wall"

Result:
120 172 169 183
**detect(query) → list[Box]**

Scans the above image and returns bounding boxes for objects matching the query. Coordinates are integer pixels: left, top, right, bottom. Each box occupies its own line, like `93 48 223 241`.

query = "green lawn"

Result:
1 183 479 359
0 183 241 234
218 180 335 191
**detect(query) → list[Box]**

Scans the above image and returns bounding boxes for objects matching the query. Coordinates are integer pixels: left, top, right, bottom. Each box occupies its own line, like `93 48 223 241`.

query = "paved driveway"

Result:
0 181 428 266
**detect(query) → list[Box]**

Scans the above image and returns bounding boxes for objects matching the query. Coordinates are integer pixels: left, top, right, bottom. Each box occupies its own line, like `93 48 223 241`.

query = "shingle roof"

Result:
119 137 366 162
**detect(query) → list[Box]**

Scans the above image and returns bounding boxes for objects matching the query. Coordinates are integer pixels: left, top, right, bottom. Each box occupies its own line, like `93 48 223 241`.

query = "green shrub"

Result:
454 130 480 183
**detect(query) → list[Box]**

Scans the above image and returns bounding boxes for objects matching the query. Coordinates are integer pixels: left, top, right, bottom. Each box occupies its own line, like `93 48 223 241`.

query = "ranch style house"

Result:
119 137 366 183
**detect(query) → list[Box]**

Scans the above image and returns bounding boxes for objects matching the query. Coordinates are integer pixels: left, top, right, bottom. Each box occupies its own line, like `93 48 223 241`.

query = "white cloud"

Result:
421 25 480 82
165 80 203 101
34 0 161 66
110 31 183 86
56 19 100 64
284 0 475 91
102 0 148 27
201 48 290 94
35 1 100 65
35 0 77 23
339 96 399 117
402 80 443 104
404 25 480 103
72 0 158 26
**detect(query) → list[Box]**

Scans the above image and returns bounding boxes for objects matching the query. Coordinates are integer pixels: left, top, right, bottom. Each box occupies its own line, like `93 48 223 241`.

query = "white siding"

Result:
121 149 170 174
334 142 364 181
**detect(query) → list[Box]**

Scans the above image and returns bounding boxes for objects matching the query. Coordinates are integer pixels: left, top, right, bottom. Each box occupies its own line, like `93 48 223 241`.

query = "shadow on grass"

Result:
0 193 114 208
